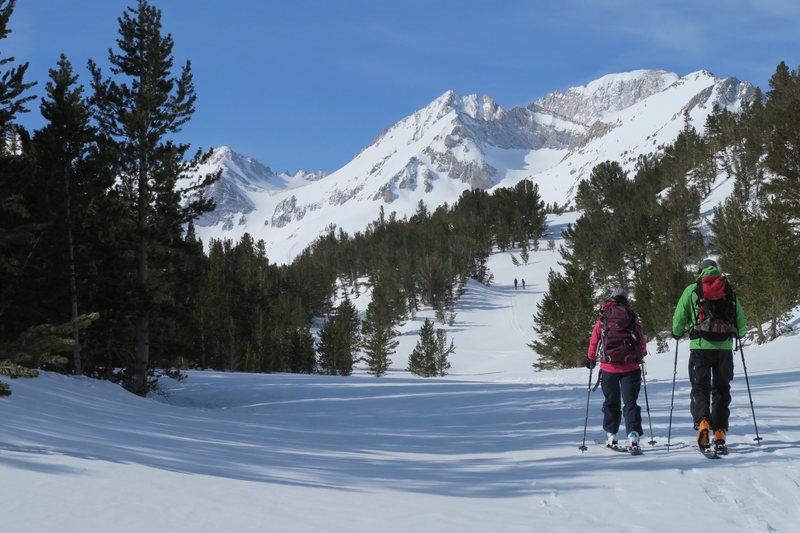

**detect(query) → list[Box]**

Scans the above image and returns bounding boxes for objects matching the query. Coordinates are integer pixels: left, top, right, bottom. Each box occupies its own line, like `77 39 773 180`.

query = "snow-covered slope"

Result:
191 69 753 264
3 211 799 532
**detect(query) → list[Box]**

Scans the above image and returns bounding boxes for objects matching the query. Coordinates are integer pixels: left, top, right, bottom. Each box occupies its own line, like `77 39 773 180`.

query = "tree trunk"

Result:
134 157 149 395
64 166 81 375
200 311 207 369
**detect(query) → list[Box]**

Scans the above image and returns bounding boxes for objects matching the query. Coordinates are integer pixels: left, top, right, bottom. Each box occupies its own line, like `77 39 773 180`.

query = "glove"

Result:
585 358 596 370
671 333 682 340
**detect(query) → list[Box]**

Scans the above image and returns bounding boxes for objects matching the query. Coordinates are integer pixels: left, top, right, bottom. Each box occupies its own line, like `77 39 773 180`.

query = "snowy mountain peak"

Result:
686 69 716 80
436 89 458 104
192 146 322 231
210 144 234 159
205 145 277 186
454 93 505 121
411 90 506 126
192 68 754 264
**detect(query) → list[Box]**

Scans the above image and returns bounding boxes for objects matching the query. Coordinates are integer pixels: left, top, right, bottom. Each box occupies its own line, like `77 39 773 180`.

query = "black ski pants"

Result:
688 349 734 431
600 368 643 436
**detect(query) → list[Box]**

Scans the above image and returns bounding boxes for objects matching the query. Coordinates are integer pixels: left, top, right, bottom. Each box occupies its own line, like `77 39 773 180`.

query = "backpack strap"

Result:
597 309 607 362
690 280 703 338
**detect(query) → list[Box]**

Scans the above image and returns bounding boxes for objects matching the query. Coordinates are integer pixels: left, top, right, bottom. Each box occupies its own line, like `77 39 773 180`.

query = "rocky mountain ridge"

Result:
190 69 754 264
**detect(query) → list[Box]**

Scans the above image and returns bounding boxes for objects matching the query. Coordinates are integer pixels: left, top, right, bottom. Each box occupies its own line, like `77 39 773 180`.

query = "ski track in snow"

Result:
700 473 778 532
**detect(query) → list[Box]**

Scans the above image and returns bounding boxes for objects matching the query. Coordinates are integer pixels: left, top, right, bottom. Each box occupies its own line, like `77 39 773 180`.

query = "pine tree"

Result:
408 318 436 376
765 62 800 221
287 325 316 373
632 249 692 348
572 161 635 286
751 205 800 339
1 312 99 395
336 298 360 375
0 1 34 143
514 179 546 243
316 318 337 374
0 0 44 362
361 287 398 377
1 313 98 369
519 243 530 265
318 297 360 376
433 327 454 377
197 239 231 370
0 0 36 317
162 221 208 368
711 197 800 342
31 54 98 374
530 264 596 369
88 0 217 394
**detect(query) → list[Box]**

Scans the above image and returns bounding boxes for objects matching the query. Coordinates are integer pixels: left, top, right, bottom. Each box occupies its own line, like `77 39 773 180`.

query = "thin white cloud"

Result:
737 0 800 16
557 0 799 53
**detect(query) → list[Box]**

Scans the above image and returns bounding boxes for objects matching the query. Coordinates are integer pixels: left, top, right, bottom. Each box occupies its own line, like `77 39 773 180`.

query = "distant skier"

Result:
672 259 747 455
521 279 526 289
586 288 647 452
514 278 518 290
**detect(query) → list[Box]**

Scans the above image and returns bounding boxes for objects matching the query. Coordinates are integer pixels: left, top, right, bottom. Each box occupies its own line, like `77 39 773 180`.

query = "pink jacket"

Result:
587 301 647 374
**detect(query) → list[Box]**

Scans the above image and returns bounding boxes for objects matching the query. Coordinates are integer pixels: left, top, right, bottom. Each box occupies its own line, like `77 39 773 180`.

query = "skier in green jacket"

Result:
672 259 747 454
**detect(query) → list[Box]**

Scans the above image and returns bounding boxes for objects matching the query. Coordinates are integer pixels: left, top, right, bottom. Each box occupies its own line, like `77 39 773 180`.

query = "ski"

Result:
594 440 626 452
594 441 643 454
699 446 720 459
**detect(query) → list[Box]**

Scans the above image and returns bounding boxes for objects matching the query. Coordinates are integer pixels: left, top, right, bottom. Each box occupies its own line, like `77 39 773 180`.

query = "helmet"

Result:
608 287 628 302
697 258 718 273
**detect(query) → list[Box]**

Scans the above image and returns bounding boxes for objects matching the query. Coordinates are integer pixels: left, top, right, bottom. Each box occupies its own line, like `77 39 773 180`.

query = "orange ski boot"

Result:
697 419 711 450
713 429 728 455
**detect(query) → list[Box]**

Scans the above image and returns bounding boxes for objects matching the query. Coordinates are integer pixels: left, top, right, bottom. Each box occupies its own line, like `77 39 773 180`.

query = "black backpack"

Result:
599 304 643 365
690 275 738 341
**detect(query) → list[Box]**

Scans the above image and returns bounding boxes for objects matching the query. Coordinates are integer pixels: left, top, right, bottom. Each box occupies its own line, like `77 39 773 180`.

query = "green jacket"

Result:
672 265 747 350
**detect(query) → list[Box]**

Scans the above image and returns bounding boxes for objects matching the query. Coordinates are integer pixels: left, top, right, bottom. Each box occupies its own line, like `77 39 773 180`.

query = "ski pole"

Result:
666 339 679 448
640 362 656 446
737 337 763 445
579 365 594 452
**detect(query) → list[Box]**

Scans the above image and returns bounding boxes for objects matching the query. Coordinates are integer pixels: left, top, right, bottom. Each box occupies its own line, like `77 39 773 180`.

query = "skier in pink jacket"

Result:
586 288 648 451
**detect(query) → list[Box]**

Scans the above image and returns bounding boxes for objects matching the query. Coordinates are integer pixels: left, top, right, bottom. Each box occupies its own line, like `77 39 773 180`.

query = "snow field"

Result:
2 212 799 532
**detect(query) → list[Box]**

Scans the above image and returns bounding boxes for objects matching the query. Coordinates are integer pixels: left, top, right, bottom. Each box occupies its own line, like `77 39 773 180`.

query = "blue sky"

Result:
6 0 800 173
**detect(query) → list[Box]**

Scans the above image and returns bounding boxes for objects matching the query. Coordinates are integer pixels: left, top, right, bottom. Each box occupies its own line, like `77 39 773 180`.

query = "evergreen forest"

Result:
532 83 800 368
1 0 799 395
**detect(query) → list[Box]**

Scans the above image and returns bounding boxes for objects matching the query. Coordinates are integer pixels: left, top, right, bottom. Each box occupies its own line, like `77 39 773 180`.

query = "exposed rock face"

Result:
194 146 325 227
271 195 322 227
196 177 255 227
424 147 497 189
532 70 680 126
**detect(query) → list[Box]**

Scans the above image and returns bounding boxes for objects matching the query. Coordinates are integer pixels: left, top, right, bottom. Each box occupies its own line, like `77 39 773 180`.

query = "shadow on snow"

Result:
3 369 799 498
